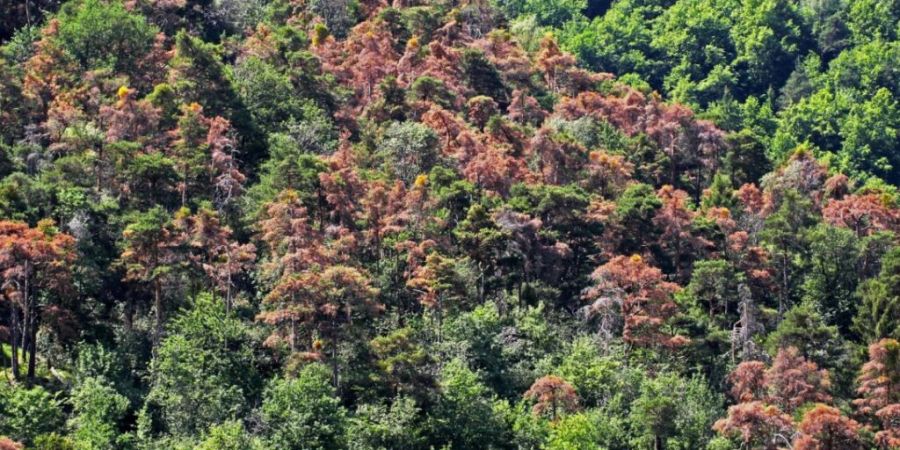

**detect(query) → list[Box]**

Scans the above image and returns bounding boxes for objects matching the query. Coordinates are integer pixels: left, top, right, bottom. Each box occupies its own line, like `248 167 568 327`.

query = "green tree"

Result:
838 88 900 184
260 363 347 450
801 224 861 332
460 49 508 105
428 359 510 449
346 397 425 450
628 372 722 450
194 421 266 450
0 384 64 446
854 247 900 343
760 189 818 316
545 411 603 450
378 122 440 186
68 377 131 450
143 294 259 437
55 0 159 74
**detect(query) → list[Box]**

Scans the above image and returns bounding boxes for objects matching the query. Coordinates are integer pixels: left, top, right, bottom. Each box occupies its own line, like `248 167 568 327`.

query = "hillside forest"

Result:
0 0 899 448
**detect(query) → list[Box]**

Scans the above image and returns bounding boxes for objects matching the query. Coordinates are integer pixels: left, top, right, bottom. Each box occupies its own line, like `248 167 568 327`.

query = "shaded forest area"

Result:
0 0 899 448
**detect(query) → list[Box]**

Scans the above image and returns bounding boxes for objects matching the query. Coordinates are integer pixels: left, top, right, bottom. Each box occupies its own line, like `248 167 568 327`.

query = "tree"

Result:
854 339 900 417
55 0 161 77
429 359 509 449
793 404 864 450
174 205 255 311
379 122 440 186
118 207 180 342
194 421 266 450
0 437 22 450
256 189 327 350
0 384 64 446
728 361 768 403
629 372 722 450
544 412 602 450
257 190 381 385
68 377 131 449
801 224 861 332
853 248 900 343
838 88 900 184
523 375 580 421
169 103 211 206
765 303 848 377
606 183 661 256
822 194 899 238
713 401 794 450
0 220 75 380
143 294 259 437
760 189 817 317
261 363 347 450
405 251 471 337
874 404 900 449
460 49 508 104
583 254 687 349
653 185 707 280
764 347 832 413
206 116 246 212
310 0 357 38
347 397 426 450
726 347 831 413
369 327 436 402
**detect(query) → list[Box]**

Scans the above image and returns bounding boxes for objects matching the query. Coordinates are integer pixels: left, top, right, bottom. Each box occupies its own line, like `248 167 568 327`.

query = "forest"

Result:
0 0 898 448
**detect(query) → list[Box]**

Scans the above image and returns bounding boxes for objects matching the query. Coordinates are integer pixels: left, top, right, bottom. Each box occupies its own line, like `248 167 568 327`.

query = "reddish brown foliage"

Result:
653 185 711 280
0 220 76 378
765 347 832 412
875 404 900 449
319 142 365 229
793 404 864 450
173 207 255 309
100 85 161 143
523 375 580 421
506 89 546 126
583 254 687 349
726 347 832 412
206 116 246 210
0 437 23 450
823 194 899 237
530 127 587 185
583 151 633 196
728 360 768 402
854 339 900 417
713 401 794 450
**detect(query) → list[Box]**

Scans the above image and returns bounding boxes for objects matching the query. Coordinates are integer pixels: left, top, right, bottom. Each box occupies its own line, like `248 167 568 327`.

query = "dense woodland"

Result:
0 0 899 448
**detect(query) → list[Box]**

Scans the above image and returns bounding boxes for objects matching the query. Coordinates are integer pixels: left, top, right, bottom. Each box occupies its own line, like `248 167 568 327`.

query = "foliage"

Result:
0 0 898 448
260 363 347 450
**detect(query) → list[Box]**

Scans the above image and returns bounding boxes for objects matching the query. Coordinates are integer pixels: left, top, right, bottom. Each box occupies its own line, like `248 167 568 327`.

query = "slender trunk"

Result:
780 249 788 318
290 319 298 352
10 305 19 380
21 280 31 381
225 269 233 314
27 322 37 380
331 332 339 391
124 296 134 332
153 279 163 346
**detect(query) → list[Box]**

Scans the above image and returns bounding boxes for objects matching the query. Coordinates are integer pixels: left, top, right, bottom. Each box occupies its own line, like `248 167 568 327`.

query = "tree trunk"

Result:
331 333 340 391
225 269 233 314
124 296 134 332
26 321 37 380
21 288 31 381
10 305 19 380
290 319 298 352
153 279 163 346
